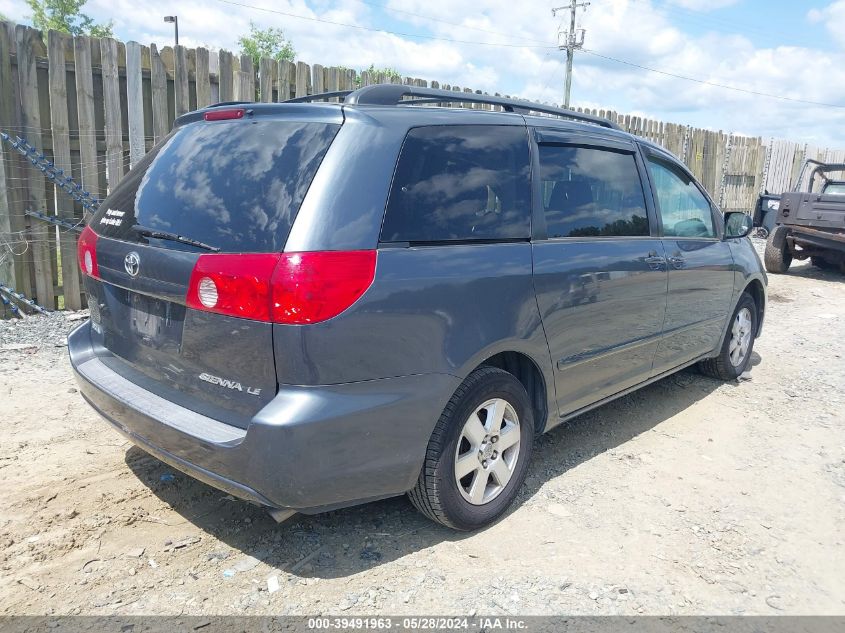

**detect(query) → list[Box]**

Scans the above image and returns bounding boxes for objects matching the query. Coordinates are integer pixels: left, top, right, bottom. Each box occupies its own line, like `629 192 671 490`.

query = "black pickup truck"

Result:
763 160 845 274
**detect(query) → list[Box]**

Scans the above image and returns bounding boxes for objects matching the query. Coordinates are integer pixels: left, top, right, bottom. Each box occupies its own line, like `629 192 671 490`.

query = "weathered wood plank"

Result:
195 47 212 108
149 43 168 141
312 63 324 95
73 35 99 206
16 25 55 307
0 143 12 288
100 37 124 190
239 54 254 100
47 29 82 309
125 41 145 168
277 60 293 101
259 57 273 102
0 22 32 294
295 61 310 98
218 50 234 102
234 68 251 101
174 45 189 117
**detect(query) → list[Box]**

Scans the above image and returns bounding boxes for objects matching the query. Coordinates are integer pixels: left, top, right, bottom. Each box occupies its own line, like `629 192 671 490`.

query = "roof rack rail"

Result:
285 90 354 103
342 84 621 130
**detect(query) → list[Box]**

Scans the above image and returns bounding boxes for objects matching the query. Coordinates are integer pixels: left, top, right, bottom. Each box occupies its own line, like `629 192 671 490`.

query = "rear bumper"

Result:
68 322 460 514
788 226 845 255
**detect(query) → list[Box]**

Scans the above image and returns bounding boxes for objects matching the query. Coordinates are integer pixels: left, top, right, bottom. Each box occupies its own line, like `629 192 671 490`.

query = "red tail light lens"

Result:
187 253 281 321
271 251 377 324
204 108 245 121
185 251 377 324
77 225 100 278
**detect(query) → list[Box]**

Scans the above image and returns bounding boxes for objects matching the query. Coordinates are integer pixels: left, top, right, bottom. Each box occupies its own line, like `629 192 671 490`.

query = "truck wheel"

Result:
764 226 792 274
408 366 534 531
699 293 758 381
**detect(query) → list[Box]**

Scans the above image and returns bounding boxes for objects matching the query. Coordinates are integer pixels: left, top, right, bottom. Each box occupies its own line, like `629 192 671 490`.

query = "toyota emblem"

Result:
124 251 141 277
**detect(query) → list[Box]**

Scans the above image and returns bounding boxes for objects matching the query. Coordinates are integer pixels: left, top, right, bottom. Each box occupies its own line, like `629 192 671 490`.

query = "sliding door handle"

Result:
667 255 685 269
644 254 666 269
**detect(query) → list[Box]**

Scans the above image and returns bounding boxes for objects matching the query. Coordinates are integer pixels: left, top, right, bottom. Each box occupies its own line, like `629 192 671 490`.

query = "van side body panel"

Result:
272 243 555 400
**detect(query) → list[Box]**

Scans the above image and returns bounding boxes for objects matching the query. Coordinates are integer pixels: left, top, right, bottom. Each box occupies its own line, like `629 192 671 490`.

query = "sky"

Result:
3 0 845 146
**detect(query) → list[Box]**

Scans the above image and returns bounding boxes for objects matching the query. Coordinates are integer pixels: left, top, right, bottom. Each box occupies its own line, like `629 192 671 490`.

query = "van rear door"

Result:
80 106 342 428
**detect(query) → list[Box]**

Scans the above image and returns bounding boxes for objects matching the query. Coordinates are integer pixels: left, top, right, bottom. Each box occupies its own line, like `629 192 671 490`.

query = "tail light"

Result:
77 225 100 278
186 251 376 324
271 251 377 324
187 254 281 321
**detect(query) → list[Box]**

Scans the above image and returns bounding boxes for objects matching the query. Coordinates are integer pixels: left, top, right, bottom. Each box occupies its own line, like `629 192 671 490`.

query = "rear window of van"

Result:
91 120 340 252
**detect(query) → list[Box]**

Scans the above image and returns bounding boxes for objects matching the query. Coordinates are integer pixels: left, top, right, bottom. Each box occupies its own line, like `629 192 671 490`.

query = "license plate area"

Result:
127 292 184 348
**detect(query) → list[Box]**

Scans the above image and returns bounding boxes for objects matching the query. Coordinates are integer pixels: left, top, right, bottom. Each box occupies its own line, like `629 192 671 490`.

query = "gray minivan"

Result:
69 85 766 530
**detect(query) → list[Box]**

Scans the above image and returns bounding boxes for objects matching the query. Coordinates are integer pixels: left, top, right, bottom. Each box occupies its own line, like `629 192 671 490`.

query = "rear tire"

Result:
408 366 534 531
764 226 792 274
699 293 758 381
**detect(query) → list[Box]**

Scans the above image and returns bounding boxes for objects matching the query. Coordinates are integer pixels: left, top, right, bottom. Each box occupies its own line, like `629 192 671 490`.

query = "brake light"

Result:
185 251 377 324
204 108 245 121
271 251 377 324
77 225 100 278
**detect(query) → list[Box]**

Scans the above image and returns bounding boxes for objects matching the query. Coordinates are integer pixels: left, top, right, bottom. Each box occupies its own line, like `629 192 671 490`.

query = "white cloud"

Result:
4 0 845 146
666 0 740 10
808 0 845 48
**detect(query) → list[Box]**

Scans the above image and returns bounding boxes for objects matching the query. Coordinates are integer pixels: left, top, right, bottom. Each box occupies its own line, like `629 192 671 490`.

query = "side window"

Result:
381 125 531 242
647 158 716 238
538 145 649 238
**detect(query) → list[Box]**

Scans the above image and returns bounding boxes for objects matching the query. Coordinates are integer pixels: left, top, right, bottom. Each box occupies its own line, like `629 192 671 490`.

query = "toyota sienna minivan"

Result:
70 85 766 530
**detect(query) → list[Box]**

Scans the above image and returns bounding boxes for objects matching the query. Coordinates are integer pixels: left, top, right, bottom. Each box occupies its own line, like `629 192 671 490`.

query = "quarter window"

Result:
647 158 716 238
381 125 531 242
538 145 649 238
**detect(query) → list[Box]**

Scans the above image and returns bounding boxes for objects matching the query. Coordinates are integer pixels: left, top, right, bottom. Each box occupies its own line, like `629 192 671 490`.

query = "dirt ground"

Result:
1 240 843 616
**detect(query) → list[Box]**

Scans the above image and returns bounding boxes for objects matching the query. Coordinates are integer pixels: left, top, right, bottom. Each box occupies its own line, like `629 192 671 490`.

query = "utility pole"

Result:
164 15 179 48
552 1 590 109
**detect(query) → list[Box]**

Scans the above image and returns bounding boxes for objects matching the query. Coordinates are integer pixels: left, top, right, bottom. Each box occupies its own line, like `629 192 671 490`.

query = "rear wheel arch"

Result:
471 350 550 435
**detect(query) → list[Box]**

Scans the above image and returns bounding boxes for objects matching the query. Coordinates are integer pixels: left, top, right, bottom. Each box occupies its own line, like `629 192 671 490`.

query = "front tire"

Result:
764 226 792 274
408 366 534 531
699 293 758 381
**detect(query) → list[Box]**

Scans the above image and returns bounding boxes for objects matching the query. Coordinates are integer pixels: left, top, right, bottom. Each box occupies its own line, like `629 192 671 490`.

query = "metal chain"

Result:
1 131 102 212
0 283 50 315
717 135 733 209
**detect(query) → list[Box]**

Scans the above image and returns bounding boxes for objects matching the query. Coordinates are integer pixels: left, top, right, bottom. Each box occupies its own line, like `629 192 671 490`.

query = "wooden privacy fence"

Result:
1 19 844 311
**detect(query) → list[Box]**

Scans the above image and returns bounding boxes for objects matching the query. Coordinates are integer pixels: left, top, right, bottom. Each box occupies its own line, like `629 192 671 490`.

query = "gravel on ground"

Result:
0 240 843 616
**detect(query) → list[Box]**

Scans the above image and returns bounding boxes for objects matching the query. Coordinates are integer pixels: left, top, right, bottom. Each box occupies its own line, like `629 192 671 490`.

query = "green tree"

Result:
26 0 113 37
346 64 402 86
238 21 295 66
363 64 401 80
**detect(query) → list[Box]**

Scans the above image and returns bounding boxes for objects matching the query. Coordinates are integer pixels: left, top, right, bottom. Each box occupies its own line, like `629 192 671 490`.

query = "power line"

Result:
214 0 844 109
351 0 553 46
212 0 558 49
630 0 816 47
580 48 845 109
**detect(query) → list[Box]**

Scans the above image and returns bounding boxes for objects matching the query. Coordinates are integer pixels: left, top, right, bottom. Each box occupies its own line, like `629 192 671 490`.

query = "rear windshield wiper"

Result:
132 226 220 252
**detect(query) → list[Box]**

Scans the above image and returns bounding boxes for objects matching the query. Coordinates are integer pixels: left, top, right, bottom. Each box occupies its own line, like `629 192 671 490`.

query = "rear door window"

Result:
538 145 649 238
647 158 716 238
91 120 340 253
381 125 531 242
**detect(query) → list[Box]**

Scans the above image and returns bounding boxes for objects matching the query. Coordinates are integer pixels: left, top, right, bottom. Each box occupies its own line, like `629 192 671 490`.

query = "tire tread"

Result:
764 226 791 274
699 293 757 381
408 366 514 529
